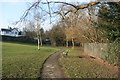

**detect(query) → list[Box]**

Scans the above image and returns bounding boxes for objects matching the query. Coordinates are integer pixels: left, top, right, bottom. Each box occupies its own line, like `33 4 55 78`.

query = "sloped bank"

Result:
59 49 118 78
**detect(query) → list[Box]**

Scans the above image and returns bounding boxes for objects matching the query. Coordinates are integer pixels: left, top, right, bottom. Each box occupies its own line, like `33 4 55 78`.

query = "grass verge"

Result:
59 48 118 78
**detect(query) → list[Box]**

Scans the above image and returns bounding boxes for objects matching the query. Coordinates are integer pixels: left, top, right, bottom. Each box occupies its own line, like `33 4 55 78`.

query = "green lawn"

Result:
59 48 118 78
1 42 118 78
2 42 59 78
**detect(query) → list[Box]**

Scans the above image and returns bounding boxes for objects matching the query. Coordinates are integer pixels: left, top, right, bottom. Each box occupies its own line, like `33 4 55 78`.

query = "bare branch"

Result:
15 1 100 26
52 1 100 15
76 1 99 10
46 0 52 23
15 2 40 25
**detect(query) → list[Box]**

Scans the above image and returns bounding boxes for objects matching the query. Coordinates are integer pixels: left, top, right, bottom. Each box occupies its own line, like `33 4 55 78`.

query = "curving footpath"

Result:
41 49 65 78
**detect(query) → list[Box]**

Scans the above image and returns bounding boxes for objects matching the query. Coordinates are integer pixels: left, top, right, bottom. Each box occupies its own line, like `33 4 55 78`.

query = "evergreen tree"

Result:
98 2 120 43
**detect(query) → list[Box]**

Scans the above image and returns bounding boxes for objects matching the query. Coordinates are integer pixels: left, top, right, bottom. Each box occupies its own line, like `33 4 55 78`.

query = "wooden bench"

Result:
62 50 69 57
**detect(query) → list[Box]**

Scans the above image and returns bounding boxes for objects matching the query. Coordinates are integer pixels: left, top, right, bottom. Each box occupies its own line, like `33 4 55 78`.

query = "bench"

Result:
62 50 69 57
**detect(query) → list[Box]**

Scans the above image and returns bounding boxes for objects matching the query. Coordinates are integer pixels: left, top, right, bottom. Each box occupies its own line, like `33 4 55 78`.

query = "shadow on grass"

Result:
63 55 96 59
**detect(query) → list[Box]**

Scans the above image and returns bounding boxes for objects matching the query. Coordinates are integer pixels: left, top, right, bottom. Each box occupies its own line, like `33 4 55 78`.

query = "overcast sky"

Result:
0 0 93 31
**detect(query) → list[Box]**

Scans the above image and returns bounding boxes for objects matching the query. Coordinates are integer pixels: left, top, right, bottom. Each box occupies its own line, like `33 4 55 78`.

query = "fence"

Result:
84 43 119 65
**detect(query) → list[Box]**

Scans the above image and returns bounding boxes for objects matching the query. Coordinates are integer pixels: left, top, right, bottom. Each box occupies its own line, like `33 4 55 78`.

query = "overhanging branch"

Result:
15 1 100 26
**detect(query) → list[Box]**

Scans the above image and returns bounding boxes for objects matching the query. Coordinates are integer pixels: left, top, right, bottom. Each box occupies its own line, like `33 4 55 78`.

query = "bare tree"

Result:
14 0 101 49
34 10 43 50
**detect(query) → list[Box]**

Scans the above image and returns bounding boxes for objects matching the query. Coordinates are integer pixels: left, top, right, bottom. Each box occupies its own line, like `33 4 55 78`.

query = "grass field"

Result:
2 42 59 78
59 48 118 78
1 42 118 78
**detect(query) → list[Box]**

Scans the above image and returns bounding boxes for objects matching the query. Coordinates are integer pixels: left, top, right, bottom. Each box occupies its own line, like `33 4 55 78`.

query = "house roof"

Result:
1 28 19 32
1 29 11 31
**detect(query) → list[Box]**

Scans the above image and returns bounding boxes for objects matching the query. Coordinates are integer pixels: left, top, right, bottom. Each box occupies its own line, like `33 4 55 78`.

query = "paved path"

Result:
41 49 65 78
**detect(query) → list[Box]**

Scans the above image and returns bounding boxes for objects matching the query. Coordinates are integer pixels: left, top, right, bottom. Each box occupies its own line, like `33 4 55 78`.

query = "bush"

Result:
2 36 37 44
84 43 119 66
105 43 119 66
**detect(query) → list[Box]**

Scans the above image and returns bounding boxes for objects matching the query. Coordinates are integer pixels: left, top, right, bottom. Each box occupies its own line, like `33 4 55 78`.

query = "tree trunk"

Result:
72 37 74 49
38 38 40 50
40 34 42 46
81 43 84 48
66 39 68 47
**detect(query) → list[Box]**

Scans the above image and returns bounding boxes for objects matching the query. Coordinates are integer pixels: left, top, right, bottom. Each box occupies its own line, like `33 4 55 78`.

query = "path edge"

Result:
38 49 64 79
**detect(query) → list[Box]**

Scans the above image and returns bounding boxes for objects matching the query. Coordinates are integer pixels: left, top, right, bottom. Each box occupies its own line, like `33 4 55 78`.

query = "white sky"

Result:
0 0 92 2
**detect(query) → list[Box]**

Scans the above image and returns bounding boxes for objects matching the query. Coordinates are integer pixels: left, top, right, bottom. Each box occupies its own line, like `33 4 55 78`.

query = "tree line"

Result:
21 1 119 48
